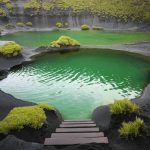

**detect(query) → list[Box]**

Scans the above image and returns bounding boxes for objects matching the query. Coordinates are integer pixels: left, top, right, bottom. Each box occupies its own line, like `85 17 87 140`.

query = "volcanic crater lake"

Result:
0 49 150 119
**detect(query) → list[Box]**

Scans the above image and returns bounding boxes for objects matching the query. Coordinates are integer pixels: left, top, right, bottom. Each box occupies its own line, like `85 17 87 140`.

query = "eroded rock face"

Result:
0 1 149 31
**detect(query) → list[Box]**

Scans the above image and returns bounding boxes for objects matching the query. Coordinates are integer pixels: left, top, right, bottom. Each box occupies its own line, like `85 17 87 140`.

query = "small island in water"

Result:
0 0 150 150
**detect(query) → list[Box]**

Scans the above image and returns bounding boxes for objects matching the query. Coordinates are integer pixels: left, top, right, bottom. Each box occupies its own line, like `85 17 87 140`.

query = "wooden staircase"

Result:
44 119 109 145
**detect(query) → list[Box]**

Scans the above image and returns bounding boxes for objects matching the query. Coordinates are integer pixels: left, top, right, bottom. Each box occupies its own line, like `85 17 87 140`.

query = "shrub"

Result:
26 22 33 27
50 36 80 48
81 24 90 30
119 117 144 138
24 0 41 11
0 8 7 17
6 2 13 11
0 42 22 57
16 22 25 27
92 26 103 31
56 22 63 28
110 99 139 115
0 104 54 134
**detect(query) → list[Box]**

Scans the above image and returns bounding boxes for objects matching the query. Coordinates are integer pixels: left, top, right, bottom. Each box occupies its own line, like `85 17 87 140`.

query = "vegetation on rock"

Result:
0 104 54 134
16 22 25 27
56 22 63 28
24 0 41 11
50 36 80 48
119 117 144 138
0 0 13 13
26 22 33 27
81 24 90 30
0 42 22 57
110 99 139 115
23 0 150 22
0 8 6 16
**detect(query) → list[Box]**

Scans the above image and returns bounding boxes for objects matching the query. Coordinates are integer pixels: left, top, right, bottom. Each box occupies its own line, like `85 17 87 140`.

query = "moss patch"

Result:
81 24 90 30
50 36 80 48
0 104 54 134
0 42 22 57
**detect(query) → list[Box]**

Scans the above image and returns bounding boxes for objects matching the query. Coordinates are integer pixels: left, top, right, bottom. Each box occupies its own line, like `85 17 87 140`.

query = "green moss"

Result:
92 26 103 31
16 22 25 27
26 22 33 27
0 8 7 17
110 99 139 115
6 2 13 11
23 0 150 22
0 0 13 13
50 36 80 48
81 24 90 30
119 117 144 138
0 104 54 134
24 0 41 11
0 42 22 57
56 22 63 28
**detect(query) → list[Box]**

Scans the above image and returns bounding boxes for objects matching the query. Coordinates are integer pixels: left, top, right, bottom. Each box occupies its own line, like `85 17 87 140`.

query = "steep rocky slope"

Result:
0 0 150 30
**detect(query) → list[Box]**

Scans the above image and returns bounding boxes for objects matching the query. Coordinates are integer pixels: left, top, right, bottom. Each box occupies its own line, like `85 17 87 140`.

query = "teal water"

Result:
0 31 150 47
0 49 150 119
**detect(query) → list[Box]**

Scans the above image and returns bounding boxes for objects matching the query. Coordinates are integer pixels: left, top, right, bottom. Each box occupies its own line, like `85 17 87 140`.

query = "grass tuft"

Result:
119 117 144 138
110 99 139 115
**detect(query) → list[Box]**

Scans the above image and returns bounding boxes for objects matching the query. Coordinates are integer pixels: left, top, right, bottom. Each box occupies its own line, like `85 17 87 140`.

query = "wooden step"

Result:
60 123 96 128
56 127 99 133
64 119 92 122
51 132 104 138
62 121 94 124
44 137 109 145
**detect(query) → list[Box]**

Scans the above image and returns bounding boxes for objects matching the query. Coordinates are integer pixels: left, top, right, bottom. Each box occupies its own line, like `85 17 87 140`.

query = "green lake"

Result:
0 31 150 47
0 49 150 119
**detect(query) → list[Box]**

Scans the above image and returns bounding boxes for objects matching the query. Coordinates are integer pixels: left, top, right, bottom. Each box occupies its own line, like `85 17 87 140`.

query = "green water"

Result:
0 31 150 47
0 49 150 119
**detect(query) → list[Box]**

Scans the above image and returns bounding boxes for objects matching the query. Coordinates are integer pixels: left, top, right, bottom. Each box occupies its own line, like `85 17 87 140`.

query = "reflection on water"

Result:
0 49 150 119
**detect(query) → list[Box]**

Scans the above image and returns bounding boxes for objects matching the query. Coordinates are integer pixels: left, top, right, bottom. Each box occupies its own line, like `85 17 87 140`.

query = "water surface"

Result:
0 49 150 119
0 31 150 47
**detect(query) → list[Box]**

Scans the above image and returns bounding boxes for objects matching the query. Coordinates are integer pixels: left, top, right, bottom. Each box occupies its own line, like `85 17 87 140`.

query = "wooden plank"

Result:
51 132 104 138
60 124 96 128
62 121 94 124
64 119 92 122
56 127 99 133
44 137 109 145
